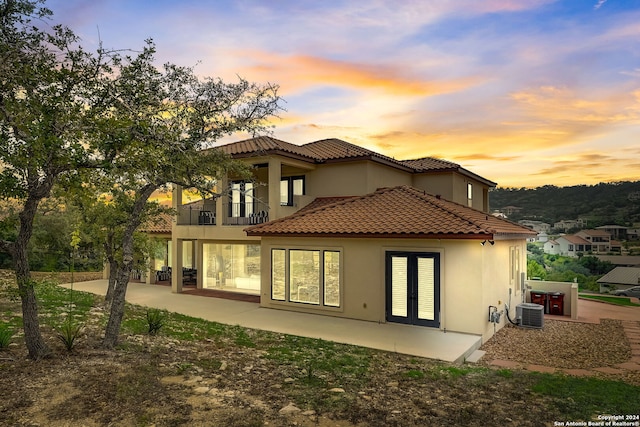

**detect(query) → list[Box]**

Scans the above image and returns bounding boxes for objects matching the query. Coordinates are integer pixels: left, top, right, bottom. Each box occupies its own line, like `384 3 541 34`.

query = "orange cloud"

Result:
238 51 482 97
510 85 640 125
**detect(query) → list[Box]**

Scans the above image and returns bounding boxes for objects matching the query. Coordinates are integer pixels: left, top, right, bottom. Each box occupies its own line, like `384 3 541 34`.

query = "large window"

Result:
280 176 305 206
270 248 341 307
202 243 261 295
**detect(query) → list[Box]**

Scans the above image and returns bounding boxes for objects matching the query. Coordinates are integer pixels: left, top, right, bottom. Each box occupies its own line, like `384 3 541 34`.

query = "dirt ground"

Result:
0 274 638 426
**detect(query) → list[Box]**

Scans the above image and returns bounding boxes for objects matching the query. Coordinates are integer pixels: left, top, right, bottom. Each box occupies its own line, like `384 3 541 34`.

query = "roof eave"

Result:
245 231 494 239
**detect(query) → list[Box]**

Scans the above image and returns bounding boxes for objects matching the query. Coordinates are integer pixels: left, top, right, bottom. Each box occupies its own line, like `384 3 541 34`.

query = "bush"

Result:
146 309 165 336
56 319 83 352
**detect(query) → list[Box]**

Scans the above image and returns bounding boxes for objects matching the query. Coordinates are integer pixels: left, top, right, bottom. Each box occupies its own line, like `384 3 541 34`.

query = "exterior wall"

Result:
305 161 412 198
412 174 454 202
259 236 526 342
411 173 491 212
543 241 561 255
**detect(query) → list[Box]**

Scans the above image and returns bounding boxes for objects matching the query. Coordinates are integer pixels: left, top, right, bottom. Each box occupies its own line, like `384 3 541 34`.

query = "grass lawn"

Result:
579 294 640 307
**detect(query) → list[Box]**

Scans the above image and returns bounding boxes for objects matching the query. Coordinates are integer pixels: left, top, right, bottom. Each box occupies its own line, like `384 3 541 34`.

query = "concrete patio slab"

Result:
62 280 481 363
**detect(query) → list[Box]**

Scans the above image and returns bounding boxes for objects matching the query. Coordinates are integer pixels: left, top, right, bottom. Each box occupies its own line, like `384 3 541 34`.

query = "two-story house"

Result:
576 229 611 253
554 235 593 257
168 136 535 342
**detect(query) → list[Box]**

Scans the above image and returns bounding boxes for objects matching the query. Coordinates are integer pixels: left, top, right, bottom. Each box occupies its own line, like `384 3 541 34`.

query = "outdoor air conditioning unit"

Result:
516 303 544 329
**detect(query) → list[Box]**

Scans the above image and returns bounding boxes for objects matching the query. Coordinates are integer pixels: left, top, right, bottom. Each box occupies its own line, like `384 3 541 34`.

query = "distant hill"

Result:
489 181 640 227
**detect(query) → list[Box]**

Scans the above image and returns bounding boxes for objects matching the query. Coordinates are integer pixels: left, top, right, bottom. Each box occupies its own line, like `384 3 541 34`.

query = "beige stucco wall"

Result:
305 161 412 198
259 236 527 342
411 173 491 212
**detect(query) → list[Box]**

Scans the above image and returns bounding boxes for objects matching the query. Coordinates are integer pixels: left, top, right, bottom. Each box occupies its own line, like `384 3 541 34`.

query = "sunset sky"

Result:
45 0 640 188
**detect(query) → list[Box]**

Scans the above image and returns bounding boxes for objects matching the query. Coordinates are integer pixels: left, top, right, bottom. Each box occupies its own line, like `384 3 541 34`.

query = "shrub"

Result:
56 319 83 352
146 309 165 336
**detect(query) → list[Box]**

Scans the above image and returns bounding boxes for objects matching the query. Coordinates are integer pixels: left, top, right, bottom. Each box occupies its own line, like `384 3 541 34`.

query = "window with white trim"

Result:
270 248 341 307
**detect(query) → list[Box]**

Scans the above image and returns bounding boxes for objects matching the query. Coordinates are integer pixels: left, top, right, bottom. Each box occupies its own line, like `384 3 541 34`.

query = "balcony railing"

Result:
178 205 217 226
223 202 269 225
177 201 269 226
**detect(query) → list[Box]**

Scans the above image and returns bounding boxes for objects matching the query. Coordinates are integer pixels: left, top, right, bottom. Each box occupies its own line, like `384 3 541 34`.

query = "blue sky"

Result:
45 0 640 188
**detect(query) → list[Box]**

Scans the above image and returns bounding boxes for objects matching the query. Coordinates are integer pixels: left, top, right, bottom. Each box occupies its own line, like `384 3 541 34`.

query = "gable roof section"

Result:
597 267 640 285
302 138 412 170
401 157 461 172
246 186 535 239
402 157 497 187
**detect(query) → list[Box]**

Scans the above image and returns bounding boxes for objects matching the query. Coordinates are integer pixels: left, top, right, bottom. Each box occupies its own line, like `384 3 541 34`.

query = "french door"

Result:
385 252 440 327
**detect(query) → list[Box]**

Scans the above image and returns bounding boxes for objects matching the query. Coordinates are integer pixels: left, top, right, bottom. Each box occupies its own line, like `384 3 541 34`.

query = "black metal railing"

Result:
177 205 217 226
223 202 269 225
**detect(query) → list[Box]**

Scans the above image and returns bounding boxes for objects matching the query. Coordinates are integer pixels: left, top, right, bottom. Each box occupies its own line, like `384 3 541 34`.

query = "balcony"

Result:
223 201 269 226
178 205 217 226
177 201 269 226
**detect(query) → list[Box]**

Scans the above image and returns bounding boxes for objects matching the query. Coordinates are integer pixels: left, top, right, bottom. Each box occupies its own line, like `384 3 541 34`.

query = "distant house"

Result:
553 219 586 231
597 267 640 293
554 235 592 257
502 206 522 216
576 229 611 254
518 220 551 233
536 232 549 243
543 239 561 255
596 225 628 241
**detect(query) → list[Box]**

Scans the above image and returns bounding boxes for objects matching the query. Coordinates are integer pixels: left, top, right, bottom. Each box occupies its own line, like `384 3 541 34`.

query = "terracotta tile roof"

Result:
401 157 461 172
140 212 173 234
215 136 315 160
298 196 359 212
303 138 407 166
559 235 590 245
214 137 495 186
246 186 536 239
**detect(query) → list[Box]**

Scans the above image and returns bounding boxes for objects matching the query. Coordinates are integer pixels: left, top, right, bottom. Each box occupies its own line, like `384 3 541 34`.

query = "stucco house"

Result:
167 136 535 342
575 229 611 253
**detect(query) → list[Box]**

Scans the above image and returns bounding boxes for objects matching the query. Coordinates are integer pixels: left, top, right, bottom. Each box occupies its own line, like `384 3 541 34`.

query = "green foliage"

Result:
146 308 165 336
491 181 640 226
529 254 614 291
527 259 547 280
56 319 83 351
0 324 14 350
531 374 640 418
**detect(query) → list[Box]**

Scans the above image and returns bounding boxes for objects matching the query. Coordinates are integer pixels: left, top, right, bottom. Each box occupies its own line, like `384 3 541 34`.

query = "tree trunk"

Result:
102 184 157 349
102 260 132 348
105 259 118 305
16 196 51 359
